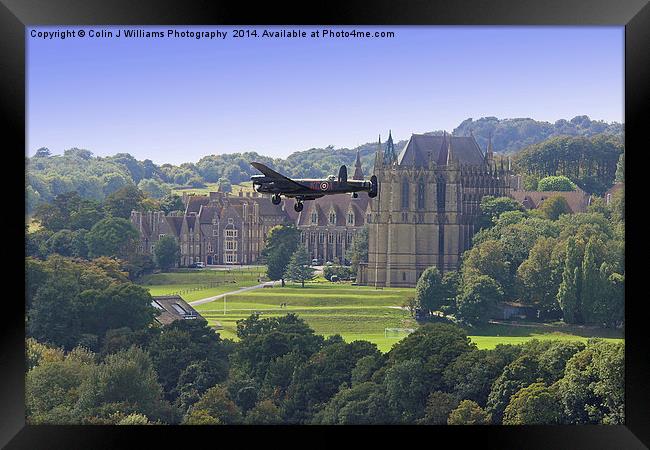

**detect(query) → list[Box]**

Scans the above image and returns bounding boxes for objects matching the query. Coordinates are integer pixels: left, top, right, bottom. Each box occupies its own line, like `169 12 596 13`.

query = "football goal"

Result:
384 328 416 338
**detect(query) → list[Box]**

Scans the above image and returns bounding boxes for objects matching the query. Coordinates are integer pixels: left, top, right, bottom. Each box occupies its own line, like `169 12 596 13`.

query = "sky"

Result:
27 26 624 165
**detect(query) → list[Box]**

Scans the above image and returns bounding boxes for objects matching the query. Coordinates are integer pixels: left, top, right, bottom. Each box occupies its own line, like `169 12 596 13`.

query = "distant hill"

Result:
452 115 623 155
26 115 623 211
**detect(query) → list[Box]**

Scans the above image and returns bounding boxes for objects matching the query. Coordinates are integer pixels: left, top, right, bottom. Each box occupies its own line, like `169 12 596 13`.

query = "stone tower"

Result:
353 149 364 180
360 131 511 287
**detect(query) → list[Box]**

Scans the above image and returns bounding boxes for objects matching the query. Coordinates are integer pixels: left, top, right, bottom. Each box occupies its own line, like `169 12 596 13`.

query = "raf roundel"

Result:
320 182 329 191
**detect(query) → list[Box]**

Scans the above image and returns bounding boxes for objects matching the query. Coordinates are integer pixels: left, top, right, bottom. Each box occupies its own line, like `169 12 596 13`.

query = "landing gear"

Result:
294 201 304 212
271 194 281 205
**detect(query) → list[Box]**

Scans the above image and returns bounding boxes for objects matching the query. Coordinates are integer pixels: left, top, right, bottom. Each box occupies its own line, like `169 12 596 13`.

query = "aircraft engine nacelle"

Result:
368 175 378 198
338 165 348 183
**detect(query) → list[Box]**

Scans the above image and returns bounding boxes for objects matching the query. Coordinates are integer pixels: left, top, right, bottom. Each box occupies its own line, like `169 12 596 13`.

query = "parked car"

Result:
195 262 205 269
311 259 320 266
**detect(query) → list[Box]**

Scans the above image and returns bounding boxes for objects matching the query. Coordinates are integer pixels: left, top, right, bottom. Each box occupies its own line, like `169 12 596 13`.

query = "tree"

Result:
70 200 105 231
447 400 491 425
478 196 525 230
117 413 150 425
418 391 460 425
262 225 301 286
486 353 540 423
346 227 368 273
34 147 51 158
75 283 158 340
284 245 315 287
232 313 323 383
154 236 180 271
537 176 577 192
26 346 94 424
85 217 139 259
245 399 283 424
461 240 511 292
414 266 445 314
580 237 601 324
284 340 381 423
137 178 169 199
159 194 184 214
614 152 624 183
591 265 624 328
184 386 242 424
104 185 144 218
443 347 518 407
313 382 394 425
386 323 474 402
217 177 232 193
148 319 230 400
456 275 503 325
517 237 561 317
44 230 86 257
74 346 172 423
187 176 206 188
383 359 432 422
539 195 572 220
557 237 582 324
557 340 624 424
503 382 562 424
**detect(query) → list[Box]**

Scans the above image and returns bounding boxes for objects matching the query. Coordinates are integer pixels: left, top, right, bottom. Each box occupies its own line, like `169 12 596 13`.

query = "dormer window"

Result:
329 212 337 224
347 212 354 225
311 212 318 224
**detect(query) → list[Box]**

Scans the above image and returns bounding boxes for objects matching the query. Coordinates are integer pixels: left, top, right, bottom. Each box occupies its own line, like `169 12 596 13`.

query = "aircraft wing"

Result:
251 162 305 192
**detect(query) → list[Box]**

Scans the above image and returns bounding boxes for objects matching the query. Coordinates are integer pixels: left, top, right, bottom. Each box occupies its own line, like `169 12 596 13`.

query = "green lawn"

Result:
139 266 265 285
143 276 624 353
139 267 264 302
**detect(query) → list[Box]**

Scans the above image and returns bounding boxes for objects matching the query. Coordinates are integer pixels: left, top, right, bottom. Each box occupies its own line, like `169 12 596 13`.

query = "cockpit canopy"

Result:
327 175 336 181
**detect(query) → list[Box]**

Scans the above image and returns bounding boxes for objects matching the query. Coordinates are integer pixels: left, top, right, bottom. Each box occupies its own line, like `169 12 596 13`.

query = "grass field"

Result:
171 181 255 196
139 267 264 301
141 274 624 353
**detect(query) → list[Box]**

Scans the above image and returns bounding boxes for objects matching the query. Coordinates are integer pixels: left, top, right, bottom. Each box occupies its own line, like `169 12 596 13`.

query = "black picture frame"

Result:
2 0 648 447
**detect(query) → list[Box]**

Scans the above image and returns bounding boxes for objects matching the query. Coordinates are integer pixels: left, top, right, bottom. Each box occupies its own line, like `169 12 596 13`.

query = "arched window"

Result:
436 177 446 212
329 212 336 224
401 179 410 209
347 212 354 225
417 179 426 209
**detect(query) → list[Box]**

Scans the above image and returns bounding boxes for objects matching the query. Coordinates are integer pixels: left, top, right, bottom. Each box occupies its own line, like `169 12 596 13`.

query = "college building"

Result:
357 131 512 287
130 151 369 266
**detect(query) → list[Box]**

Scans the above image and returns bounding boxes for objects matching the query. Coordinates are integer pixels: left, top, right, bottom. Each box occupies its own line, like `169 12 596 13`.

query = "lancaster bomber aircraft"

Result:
250 162 378 212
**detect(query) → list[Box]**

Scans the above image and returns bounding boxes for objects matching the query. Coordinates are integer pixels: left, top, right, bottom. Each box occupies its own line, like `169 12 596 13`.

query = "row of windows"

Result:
400 180 446 211
305 232 355 244
311 212 357 225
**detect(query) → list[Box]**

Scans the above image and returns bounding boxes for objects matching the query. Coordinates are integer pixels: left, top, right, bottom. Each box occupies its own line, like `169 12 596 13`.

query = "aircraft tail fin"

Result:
338 165 348 183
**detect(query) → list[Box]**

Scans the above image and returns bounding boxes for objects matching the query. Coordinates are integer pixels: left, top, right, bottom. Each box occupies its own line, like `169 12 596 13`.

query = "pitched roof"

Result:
164 216 183 236
198 205 219 224
397 134 486 167
296 194 371 227
185 195 210 214
511 190 591 213
152 295 203 325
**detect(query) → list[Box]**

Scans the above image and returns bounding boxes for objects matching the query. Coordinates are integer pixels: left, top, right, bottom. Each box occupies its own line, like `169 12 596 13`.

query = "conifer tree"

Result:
284 245 315 288
580 237 601 323
557 237 582 324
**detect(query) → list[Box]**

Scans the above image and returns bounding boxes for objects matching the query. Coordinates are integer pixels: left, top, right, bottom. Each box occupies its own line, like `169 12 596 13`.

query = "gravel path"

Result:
189 280 281 306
